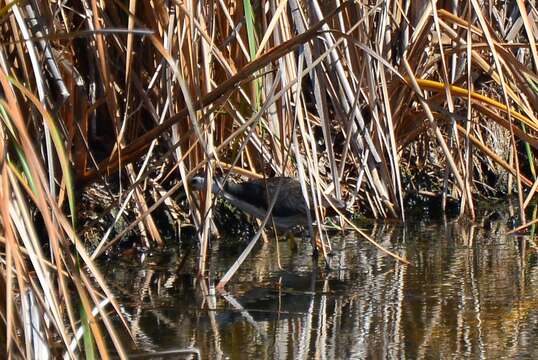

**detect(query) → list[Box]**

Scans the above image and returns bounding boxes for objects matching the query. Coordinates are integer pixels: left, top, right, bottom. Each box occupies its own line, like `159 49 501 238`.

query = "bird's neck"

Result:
211 178 224 194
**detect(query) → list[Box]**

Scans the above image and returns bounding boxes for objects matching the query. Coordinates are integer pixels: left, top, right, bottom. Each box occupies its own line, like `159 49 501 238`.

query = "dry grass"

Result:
1 0 538 357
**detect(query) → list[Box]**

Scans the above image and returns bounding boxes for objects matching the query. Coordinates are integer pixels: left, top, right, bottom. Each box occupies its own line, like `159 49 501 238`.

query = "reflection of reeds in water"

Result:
3 0 538 357
106 205 538 358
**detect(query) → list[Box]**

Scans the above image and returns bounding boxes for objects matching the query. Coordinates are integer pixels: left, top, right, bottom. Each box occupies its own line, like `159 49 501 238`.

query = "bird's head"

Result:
189 175 224 193
189 176 206 191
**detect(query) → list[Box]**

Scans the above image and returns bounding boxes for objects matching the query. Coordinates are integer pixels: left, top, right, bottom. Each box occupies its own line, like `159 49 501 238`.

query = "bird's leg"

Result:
312 246 319 260
300 228 318 259
286 231 298 253
311 226 320 260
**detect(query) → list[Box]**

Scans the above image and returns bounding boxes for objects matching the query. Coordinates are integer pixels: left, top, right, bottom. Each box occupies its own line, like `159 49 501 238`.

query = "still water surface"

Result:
108 204 538 359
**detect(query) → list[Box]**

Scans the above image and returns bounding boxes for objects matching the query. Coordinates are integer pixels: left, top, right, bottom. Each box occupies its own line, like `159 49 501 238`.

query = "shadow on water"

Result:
107 200 538 359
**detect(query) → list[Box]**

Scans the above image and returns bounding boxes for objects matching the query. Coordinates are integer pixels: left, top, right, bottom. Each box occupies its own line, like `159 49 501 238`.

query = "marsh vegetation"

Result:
1 1 538 358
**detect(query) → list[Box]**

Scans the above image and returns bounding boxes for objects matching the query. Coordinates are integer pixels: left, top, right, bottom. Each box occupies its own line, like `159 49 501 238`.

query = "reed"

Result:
1 1 537 357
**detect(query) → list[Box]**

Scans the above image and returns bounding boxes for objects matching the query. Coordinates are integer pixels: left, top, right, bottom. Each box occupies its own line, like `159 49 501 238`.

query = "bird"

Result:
189 175 346 233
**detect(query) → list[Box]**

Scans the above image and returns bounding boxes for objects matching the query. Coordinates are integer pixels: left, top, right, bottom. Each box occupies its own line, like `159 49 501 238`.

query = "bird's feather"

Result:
191 175 346 231
224 177 344 218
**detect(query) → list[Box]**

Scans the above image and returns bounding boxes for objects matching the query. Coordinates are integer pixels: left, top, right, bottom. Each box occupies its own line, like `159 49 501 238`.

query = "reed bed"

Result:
1 0 537 357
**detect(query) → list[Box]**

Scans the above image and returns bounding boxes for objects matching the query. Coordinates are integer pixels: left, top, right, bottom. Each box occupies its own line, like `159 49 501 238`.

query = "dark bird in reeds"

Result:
190 176 346 232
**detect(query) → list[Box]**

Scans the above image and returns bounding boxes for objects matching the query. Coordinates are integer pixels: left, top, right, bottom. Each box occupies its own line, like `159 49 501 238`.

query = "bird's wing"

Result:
264 178 308 218
226 177 344 218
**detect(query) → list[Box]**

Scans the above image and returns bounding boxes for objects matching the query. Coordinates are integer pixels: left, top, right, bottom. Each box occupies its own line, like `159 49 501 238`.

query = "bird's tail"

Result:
323 196 351 218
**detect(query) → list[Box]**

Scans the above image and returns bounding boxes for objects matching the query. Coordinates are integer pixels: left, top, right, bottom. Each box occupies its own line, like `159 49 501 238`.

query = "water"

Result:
106 203 538 359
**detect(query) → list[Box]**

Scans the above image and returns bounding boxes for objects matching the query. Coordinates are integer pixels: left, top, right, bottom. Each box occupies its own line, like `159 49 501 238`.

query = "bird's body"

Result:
190 176 345 232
